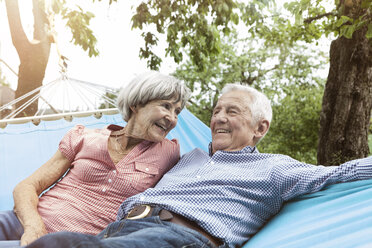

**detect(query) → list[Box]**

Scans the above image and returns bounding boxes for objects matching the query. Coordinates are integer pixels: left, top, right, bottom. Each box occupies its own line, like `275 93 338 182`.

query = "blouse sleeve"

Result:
167 138 181 170
58 125 86 162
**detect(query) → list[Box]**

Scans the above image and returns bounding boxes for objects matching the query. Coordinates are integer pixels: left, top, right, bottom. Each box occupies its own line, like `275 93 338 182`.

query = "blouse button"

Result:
145 168 149 172
108 179 112 183
113 170 116 174
102 188 106 192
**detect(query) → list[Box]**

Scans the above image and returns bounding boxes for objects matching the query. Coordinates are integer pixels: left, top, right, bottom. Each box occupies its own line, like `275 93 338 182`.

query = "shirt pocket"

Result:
130 162 160 192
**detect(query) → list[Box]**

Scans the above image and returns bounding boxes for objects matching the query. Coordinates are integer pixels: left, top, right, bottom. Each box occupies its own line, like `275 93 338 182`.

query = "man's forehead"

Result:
216 91 252 107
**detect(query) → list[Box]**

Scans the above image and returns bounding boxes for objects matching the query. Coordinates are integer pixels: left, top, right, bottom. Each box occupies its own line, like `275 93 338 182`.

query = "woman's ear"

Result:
130 105 137 114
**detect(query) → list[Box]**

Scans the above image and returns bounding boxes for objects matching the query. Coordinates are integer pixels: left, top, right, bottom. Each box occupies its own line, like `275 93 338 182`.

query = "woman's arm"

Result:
13 150 71 246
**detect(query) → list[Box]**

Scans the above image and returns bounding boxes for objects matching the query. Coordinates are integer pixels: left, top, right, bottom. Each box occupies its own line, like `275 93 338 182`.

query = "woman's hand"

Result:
20 222 48 246
13 150 71 244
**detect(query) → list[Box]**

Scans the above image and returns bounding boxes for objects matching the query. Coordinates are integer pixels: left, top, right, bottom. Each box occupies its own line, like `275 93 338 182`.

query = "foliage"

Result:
173 21 327 162
257 84 324 164
174 23 328 125
50 0 100 57
131 0 371 71
284 0 372 42
131 0 240 71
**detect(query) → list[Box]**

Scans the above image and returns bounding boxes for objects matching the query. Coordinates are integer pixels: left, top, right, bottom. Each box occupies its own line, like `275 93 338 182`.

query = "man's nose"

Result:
214 111 227 123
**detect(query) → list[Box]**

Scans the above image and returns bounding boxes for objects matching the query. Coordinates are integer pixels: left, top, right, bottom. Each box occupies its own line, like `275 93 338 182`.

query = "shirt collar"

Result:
208 142 258 156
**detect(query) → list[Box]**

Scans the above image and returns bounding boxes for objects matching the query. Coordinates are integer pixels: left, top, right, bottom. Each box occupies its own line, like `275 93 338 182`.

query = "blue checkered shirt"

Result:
117 145 372 247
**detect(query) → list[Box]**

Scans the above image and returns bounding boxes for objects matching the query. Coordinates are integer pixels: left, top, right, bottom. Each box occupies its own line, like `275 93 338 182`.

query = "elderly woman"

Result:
0 71 190 246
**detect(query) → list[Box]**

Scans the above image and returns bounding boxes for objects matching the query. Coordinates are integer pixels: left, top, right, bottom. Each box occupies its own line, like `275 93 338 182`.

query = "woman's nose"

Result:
165 111 178 126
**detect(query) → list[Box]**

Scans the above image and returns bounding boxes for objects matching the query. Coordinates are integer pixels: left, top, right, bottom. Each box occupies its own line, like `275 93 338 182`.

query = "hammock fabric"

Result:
243 178 372 248
0 109 211 210
1 109 372 247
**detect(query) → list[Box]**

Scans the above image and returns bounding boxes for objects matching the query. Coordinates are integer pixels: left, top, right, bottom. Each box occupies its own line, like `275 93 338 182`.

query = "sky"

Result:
0 0 177 92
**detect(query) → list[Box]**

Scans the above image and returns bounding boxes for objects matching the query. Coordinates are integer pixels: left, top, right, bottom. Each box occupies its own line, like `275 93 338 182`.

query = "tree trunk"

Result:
5 0 50 117
317 26 372 165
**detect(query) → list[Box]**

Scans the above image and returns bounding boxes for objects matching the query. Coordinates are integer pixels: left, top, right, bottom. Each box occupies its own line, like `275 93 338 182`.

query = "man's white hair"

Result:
221 84 272 125
117 71 190 121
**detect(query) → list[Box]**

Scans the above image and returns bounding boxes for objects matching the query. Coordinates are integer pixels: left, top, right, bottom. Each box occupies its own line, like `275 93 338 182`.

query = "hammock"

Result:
0 109 211 211
1 80 371 247
243 178 372 248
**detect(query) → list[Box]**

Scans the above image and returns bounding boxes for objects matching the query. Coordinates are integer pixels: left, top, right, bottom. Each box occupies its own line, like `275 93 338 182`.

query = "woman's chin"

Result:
146 133 166 143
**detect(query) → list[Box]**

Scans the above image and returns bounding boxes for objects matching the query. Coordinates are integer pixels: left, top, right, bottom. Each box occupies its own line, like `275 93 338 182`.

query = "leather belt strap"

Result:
126 205 222 247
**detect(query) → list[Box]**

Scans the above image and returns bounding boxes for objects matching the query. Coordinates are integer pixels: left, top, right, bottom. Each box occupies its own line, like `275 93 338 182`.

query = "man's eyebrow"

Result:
226 104 241 110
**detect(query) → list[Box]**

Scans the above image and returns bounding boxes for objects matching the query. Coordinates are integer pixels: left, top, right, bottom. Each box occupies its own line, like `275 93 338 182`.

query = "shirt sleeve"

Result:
273 155 372 201
58 125 86 162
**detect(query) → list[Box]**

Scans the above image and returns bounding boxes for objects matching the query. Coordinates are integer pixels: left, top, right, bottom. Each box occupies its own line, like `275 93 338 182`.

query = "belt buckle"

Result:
126 205 151 220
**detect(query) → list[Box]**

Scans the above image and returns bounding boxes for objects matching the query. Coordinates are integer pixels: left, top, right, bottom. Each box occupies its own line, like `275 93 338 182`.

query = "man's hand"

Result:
20 225 47 246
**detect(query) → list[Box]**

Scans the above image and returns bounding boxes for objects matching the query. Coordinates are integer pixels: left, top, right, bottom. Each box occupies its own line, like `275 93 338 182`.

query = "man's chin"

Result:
211 142 229 152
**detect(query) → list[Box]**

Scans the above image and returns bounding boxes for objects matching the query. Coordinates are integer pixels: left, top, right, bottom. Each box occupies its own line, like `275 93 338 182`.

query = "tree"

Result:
4 0 100 117
283 0 372 165
132 0 371 165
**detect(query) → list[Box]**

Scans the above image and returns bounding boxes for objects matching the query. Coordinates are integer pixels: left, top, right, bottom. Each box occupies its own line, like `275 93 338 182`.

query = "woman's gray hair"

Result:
221 84 272 125
117 71 191 121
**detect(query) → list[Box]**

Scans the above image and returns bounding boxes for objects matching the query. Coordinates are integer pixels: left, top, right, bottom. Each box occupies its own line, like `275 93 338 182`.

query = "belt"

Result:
125 205 222 247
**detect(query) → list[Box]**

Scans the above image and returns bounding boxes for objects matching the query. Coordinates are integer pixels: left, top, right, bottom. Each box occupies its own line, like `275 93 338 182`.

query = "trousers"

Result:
0 211 22 247
26 206 225 248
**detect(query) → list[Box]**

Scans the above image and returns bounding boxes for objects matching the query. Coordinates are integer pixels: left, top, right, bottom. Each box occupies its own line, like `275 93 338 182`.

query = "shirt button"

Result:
145 168 149 172
210 161 215 165
108 179 112 183
140 196 145 201
113 170 116 174
102 188 106 192
196 175 201 179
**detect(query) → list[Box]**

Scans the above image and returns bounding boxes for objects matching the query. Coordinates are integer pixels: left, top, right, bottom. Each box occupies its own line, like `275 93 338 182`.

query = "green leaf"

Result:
366 23 372 39
336 16 353 27
361 0 372 9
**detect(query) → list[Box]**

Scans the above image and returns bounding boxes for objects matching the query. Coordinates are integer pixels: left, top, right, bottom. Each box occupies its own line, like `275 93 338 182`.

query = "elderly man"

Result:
27 84 372 248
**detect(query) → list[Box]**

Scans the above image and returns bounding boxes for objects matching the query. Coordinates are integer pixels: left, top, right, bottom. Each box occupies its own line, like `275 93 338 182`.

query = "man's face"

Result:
210 90 259 154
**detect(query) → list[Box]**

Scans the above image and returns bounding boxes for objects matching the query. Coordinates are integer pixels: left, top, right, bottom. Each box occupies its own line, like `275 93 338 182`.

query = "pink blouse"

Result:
37 125 180 235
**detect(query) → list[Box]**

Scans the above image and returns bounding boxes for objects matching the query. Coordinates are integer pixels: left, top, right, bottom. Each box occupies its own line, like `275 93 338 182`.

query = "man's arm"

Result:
273 156 372 201
13 150 71 246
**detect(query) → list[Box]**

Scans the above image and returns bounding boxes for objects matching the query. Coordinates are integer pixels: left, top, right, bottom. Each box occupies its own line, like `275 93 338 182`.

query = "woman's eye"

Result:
162 103 171 110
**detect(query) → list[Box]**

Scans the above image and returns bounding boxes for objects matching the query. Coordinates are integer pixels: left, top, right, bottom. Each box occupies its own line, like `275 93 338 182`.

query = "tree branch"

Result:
304 12 338 24
33 0 48 41
5 0 30 55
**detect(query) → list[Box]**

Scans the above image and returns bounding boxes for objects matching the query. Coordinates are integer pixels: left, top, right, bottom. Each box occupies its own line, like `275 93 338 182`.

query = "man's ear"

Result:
255 119 270 139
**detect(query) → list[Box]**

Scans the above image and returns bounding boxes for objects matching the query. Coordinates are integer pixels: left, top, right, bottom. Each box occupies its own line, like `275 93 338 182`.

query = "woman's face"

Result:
126 97 182 142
